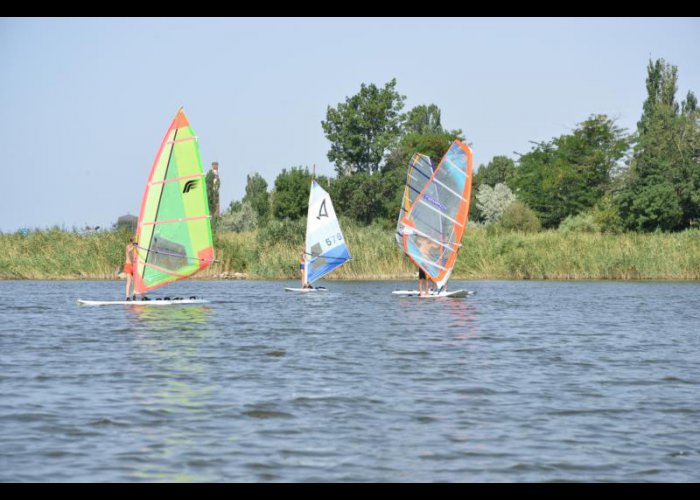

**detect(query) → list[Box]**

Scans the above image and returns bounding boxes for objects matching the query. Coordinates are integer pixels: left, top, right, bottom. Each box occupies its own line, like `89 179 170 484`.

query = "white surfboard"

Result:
284 287 328 293
78 298 209 306
391 289 474 299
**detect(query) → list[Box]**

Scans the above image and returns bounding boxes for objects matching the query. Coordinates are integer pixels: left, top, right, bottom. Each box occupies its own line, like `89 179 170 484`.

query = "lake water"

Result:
0 279 698 482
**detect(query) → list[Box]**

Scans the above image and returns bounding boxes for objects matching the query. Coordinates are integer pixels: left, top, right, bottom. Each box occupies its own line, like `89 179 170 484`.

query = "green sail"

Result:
133 108 214 294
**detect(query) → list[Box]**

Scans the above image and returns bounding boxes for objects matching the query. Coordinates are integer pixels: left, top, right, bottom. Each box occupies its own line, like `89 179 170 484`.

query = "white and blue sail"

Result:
304 179 351 284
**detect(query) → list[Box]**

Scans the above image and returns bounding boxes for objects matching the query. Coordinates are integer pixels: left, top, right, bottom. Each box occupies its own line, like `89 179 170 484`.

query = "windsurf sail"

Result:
395 153 434 248
133 108 215 294
399 140 473 290
304 179 351 285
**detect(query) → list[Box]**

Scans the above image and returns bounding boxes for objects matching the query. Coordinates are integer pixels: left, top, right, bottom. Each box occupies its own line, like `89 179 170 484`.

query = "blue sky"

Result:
0 17 698 231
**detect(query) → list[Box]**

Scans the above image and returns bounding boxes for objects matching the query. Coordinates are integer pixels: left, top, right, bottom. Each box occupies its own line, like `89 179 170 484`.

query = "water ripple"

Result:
0 280 699 481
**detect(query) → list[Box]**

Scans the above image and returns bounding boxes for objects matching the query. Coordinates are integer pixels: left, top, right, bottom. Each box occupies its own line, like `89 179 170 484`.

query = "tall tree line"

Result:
218 58 699 233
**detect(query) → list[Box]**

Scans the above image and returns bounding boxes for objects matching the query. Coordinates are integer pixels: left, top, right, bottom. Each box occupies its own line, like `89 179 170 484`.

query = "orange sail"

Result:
400 140 473 290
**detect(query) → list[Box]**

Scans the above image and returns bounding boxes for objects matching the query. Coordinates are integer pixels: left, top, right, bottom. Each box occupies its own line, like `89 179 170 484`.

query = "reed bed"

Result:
2 226 699 281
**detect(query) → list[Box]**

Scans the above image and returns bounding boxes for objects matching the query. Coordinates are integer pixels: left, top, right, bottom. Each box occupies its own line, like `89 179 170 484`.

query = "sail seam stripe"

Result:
413 165 432 179
166 136 197 145
141 215 210 226
149 173 204 186
443 157 467 177
430 177 466 200
412 254 448 271
138 260 190 278
418 199 464 228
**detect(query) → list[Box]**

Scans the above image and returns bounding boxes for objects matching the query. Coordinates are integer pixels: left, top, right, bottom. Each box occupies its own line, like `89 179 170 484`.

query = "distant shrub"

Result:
559 212 601 233
499 201 541 232
219 201 258 233
591 195 624 234
476 183 517 224
256 218 305 248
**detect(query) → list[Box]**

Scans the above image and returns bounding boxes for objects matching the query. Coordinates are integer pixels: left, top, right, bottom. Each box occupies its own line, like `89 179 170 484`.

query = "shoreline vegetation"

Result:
5 60 698 284
2 226 699 281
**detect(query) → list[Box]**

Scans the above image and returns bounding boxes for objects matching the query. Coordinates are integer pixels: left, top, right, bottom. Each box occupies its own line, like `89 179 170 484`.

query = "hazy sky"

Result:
0 17 698 231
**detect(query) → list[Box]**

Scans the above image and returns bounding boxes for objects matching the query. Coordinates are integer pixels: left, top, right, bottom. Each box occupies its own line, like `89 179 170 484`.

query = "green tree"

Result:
623 182 684 231
242 173 270 223
682 90 697 116
329 173 384 225
271 167 312 220
474 156 516 188
617 59 700 231
404 104 444 134
380 166 410 226
226 200 242 213
322 78 406 175
637 59 679 137
271 167 330 221
513 115 630 228
384 130 465 173
205 167 220 218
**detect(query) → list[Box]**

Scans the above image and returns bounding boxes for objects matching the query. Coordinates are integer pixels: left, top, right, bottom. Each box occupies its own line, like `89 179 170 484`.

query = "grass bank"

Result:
1 226 699 280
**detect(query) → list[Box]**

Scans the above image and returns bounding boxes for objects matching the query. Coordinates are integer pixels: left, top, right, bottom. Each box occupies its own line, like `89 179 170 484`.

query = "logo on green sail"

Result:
183 179 199 193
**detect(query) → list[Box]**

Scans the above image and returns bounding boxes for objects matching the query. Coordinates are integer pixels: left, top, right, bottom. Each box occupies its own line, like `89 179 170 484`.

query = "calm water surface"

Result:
0 280 698 482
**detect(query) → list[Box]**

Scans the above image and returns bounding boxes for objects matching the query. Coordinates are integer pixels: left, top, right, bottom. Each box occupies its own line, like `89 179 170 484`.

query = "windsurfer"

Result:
418 266 429 296
124 238 136 300
300 250 313 289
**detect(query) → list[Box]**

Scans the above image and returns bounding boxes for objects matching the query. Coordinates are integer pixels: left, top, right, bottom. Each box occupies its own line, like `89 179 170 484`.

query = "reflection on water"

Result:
395 295 479 342
125 305 218 482
443 299 479 342
126 304 213 329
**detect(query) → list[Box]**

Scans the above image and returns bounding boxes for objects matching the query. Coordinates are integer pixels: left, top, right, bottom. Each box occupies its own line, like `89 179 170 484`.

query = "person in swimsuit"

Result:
416 235 442 296
418 266 429 296
300 250 313 289
124 238 136 300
